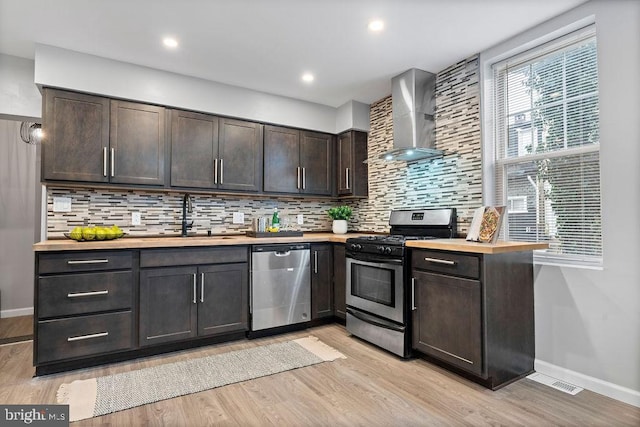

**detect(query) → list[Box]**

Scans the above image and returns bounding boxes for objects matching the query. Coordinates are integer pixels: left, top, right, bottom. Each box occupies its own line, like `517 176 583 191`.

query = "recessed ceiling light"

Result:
368 20 384 32
163 37 178 48
302 73 314 83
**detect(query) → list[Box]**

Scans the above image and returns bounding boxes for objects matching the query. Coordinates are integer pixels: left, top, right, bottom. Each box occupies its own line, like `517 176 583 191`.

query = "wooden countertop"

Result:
34 234 548 254
33 233 367 252
405 238 549 254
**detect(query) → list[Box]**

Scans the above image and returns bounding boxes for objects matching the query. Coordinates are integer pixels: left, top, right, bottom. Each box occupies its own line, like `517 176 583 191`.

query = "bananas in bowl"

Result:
66 225 125 241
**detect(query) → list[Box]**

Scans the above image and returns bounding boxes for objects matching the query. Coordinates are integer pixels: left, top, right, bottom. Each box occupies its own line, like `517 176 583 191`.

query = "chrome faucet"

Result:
181 194 194 237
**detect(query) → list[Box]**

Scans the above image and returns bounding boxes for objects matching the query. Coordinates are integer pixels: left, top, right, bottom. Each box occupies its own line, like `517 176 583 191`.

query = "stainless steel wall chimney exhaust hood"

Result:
380 68 443 162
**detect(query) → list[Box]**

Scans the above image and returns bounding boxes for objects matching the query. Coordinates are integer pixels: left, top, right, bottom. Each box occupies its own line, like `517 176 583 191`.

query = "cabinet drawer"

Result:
38 251 133 274
412 250 480 279
140 246 248 268
38 271 133 318
37 311 133 363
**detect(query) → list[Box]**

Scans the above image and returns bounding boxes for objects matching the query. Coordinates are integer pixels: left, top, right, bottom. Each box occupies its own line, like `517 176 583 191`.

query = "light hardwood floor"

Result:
0 315 33 344
1 324 638 426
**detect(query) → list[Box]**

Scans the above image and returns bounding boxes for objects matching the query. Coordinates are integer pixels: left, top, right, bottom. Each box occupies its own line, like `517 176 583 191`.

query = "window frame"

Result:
482 24 603 269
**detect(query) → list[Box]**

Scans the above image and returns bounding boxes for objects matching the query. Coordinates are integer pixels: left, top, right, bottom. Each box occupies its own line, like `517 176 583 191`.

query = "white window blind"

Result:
491 26 602 267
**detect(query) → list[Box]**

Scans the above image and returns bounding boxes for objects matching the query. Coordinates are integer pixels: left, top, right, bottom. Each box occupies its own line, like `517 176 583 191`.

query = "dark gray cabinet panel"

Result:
197 263 248 336
412 270 482 375
42 89 110 182
333 244 347 320
300 131 333 196
110 100 166 186
337 130 368 197
170 110 219 188
218 118 263 192
311 244 333 319
263 125 300 193
139 266 198 346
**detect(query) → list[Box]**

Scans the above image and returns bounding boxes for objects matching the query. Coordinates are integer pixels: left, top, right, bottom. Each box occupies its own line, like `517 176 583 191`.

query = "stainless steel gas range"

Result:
345 208 457 358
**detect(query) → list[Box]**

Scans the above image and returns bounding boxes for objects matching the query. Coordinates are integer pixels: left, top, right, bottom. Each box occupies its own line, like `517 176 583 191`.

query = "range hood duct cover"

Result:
381 68 443 162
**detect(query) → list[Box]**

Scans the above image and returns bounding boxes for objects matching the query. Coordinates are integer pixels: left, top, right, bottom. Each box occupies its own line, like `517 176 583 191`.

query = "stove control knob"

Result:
384 247 392 255
351 243 362 251
376 246 385 254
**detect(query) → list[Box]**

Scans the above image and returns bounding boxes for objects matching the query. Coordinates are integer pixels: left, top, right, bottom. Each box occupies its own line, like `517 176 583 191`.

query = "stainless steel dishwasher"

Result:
251 243 310 331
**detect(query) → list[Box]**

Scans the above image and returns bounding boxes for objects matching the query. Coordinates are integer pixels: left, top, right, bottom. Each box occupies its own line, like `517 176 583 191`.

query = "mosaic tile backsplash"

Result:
46 54 482 238
348 55 482 235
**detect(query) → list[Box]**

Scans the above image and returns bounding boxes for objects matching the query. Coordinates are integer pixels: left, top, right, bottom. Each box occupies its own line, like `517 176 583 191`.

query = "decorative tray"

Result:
246 231 303 238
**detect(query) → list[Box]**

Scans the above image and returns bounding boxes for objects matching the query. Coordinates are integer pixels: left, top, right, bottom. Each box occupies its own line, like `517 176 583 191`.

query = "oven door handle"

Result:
346 307 405 333
346 253 403 266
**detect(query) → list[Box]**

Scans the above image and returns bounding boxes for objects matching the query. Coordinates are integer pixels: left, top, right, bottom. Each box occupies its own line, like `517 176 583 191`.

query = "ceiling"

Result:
0 0 588 108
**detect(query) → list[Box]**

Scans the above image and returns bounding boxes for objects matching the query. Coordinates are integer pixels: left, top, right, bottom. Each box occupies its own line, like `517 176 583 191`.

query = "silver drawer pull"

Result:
67 331 109 342
67 259 109 265
423 257 456 266
67 290 109 298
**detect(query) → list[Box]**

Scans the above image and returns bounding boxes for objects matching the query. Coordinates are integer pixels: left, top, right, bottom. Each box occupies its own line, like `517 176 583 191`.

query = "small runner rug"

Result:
57 336 345 422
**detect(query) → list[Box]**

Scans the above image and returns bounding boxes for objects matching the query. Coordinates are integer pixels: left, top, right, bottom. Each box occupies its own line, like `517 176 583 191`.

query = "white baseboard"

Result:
0 307 34 318
535 359 640 408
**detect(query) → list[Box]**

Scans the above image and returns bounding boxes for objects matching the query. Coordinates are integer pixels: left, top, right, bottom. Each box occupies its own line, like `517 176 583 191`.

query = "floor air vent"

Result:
526 373 584 395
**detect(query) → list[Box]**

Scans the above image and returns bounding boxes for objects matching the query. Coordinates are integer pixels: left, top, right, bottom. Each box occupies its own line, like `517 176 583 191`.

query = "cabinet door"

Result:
139 266 197 346
412 270 483 375
311 244 333 319
263 125 300 193
110 100 166 186
197 263 248 336
170 110 219 188
42 89 110 182
333 244 347 320
300 131 333 195
218 118 263 192
337 132 352 195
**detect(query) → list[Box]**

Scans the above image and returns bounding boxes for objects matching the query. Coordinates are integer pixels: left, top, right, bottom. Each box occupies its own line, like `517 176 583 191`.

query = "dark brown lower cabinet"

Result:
311 244 333 319
139 248 249 347
333 244 347 320
411 249 535 389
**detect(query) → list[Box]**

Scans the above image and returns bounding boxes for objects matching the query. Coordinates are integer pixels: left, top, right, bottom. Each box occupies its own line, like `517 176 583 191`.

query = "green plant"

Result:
328 205 352 221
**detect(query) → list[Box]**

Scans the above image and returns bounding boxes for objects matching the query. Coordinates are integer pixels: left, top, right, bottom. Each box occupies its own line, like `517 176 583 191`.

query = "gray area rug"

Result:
57 336 345 422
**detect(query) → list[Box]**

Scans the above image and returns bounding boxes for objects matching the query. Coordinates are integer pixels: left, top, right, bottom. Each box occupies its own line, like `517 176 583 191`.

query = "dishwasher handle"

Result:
274 251 291 257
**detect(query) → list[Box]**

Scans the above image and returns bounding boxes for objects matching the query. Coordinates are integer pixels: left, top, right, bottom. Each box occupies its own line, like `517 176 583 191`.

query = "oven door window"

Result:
351 264 395 307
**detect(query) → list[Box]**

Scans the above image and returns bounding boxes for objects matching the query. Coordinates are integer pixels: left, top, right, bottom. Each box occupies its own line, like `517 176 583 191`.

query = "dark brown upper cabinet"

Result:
110 100 166 186
42 89 110 182
263 125 334 196
171 111 263 192
42 88 166 186
337 130 368 197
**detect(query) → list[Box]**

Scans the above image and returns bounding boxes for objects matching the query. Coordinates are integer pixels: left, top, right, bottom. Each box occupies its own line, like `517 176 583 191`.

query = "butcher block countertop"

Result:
405 238 549 254
34 233 548 254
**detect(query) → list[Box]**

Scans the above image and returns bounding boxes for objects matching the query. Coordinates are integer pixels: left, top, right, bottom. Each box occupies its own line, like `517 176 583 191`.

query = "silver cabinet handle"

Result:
200 272 205 303
67 290 109 298
302 167 306 190
219 159 224 184
67 331 108 342
314 250 318 274
192 273 197 304
214 158 218 184
345 168 350 190
103 147 108 177
423 257 456 266
110 147 115 177
296 167 301 189
67 259 109 265
411 278 416 311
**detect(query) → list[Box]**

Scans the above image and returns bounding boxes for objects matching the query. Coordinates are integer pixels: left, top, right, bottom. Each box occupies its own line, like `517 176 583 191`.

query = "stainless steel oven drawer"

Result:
411 250 480 279
346 308 408 358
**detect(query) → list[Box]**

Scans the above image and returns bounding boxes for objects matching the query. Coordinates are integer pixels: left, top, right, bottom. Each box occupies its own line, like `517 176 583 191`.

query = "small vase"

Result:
332 220 348 234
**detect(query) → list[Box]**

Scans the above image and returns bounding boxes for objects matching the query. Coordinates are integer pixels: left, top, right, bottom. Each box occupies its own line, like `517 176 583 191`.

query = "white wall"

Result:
34 44 369 134
0 120 36 317
0 54 42 120
480 0 640 406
